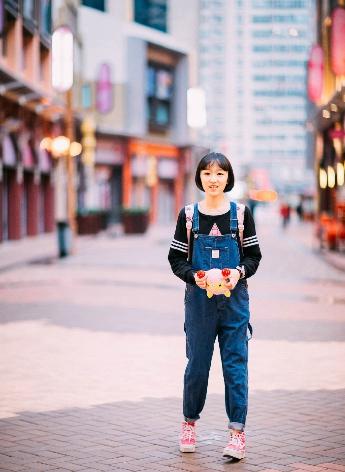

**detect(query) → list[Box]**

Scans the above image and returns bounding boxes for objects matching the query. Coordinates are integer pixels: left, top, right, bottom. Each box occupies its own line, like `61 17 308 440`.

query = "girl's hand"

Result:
194 270 207 289
222 268 240 290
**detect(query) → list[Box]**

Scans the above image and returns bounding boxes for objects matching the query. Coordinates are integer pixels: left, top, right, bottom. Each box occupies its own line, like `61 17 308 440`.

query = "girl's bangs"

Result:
202 155 230 172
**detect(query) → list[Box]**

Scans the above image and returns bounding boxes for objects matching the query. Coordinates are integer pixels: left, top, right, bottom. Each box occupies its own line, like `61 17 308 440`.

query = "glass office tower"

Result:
199 0 315 193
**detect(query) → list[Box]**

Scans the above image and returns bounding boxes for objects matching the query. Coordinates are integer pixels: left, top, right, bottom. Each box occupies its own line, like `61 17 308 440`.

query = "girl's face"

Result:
200 162 229 196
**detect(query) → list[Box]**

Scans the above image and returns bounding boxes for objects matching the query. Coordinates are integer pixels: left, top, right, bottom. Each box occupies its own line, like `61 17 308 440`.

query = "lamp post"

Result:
40 135 82 256
51 25 77 256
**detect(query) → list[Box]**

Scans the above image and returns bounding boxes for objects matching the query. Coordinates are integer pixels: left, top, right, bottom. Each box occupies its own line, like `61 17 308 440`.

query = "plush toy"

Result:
196 268 232 298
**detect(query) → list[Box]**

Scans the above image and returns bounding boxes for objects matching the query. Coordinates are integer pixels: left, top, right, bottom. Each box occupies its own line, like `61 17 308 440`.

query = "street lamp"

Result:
41 136 82 158
40 136 82 158
51 25 77 256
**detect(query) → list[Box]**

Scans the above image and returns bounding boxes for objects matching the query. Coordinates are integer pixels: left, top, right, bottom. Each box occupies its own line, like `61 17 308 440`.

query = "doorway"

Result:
157 179 174 224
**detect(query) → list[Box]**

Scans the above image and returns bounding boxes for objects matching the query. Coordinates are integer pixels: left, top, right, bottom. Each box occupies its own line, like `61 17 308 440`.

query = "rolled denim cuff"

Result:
184 416 199 423
228 421 244 431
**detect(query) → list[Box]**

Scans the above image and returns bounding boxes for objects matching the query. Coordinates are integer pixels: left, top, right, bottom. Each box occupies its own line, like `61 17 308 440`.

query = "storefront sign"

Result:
331 7 345 76
129 140 178 158
95 140 124 165
307 45 324 103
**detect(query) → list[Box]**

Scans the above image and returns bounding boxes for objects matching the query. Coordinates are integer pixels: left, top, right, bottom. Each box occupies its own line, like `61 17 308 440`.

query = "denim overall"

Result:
184 201 250 431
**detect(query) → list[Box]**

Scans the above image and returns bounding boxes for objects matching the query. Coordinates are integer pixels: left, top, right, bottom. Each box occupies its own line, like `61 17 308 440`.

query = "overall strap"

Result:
193 203 199 233
230 201 238 233
185 204 194 262
236 203 245 246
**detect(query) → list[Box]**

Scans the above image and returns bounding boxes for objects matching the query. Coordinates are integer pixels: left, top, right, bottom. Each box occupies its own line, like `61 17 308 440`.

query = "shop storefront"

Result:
308 3 345 252
0 130 54 243
80 135 125 224
124 140 185 224
1 133 20 241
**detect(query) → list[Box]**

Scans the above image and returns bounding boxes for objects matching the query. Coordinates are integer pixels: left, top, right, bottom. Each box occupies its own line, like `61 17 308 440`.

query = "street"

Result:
0 207 345 472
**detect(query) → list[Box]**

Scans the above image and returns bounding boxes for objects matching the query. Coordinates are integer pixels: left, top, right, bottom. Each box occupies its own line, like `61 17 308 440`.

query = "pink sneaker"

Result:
223 430 246 459
179 421 196 452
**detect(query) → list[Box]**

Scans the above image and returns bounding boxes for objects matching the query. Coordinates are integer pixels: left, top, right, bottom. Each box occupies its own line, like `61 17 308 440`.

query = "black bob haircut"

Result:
195 152 235 193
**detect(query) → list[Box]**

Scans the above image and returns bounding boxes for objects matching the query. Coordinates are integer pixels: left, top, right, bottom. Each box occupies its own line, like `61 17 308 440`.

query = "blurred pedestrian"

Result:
168 152 262 459
296 198 304 221
280 201 291 228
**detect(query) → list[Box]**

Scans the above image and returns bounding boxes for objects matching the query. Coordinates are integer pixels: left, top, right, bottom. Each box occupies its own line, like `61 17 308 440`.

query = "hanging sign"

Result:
96 64 113 114
307 45 324 103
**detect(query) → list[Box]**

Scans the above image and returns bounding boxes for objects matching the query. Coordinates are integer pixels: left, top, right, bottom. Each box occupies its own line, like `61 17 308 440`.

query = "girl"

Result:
168 152 262 459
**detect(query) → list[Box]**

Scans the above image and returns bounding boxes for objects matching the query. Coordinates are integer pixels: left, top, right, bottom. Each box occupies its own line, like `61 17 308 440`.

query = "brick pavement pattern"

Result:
0 207 345 471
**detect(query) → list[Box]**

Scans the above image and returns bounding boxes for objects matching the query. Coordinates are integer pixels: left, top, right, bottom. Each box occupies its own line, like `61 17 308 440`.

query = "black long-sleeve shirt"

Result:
168 205 262 285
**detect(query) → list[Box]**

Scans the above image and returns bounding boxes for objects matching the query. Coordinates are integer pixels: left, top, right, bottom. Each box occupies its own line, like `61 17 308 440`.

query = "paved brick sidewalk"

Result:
0 207 345 471
0 391 345 472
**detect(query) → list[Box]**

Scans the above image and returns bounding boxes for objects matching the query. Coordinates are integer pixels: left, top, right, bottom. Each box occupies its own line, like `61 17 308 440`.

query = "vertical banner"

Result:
96 64 113 114
307 45 324 103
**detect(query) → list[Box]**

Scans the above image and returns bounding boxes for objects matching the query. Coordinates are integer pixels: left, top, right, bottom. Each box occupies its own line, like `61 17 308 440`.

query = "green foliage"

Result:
121 207 149 215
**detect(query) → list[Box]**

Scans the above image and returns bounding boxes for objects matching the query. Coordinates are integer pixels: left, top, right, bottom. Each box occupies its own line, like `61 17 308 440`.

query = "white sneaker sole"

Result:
222 448 245 459
179 444 196 453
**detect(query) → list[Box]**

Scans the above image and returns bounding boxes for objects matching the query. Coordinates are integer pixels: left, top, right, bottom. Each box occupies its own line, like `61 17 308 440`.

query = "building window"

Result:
23 0 35 21
146 63 173 131
40 0 52 37
134 0 167 32
81 0 105 11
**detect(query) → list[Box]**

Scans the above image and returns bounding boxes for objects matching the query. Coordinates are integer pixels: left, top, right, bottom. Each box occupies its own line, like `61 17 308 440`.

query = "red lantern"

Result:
331 7 345 76
307 45 324 103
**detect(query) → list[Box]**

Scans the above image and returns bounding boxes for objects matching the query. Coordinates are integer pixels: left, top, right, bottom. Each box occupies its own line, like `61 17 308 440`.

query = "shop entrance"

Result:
111 166 122 223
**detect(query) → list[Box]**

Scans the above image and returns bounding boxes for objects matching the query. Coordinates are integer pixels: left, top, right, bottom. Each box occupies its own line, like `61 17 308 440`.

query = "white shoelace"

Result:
181 424 195 441
228 432 245 447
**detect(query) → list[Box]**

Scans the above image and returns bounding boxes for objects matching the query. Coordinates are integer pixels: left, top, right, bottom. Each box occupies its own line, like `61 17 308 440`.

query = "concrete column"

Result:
44 176 55 233
8 169 21 240
26 173 39 236
150 182 158 224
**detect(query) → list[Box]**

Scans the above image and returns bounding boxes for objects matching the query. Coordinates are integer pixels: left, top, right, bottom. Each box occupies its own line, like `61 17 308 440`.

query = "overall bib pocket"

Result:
203 246 230 269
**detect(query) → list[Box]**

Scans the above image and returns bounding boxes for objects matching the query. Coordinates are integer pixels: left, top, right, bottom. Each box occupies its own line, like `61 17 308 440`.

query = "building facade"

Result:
198 0 315 194
307 0 345 251
78 0 200 225
0 0 55 242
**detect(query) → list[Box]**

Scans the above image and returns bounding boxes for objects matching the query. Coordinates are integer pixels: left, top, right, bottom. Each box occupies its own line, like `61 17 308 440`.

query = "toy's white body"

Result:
206 268 231 298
